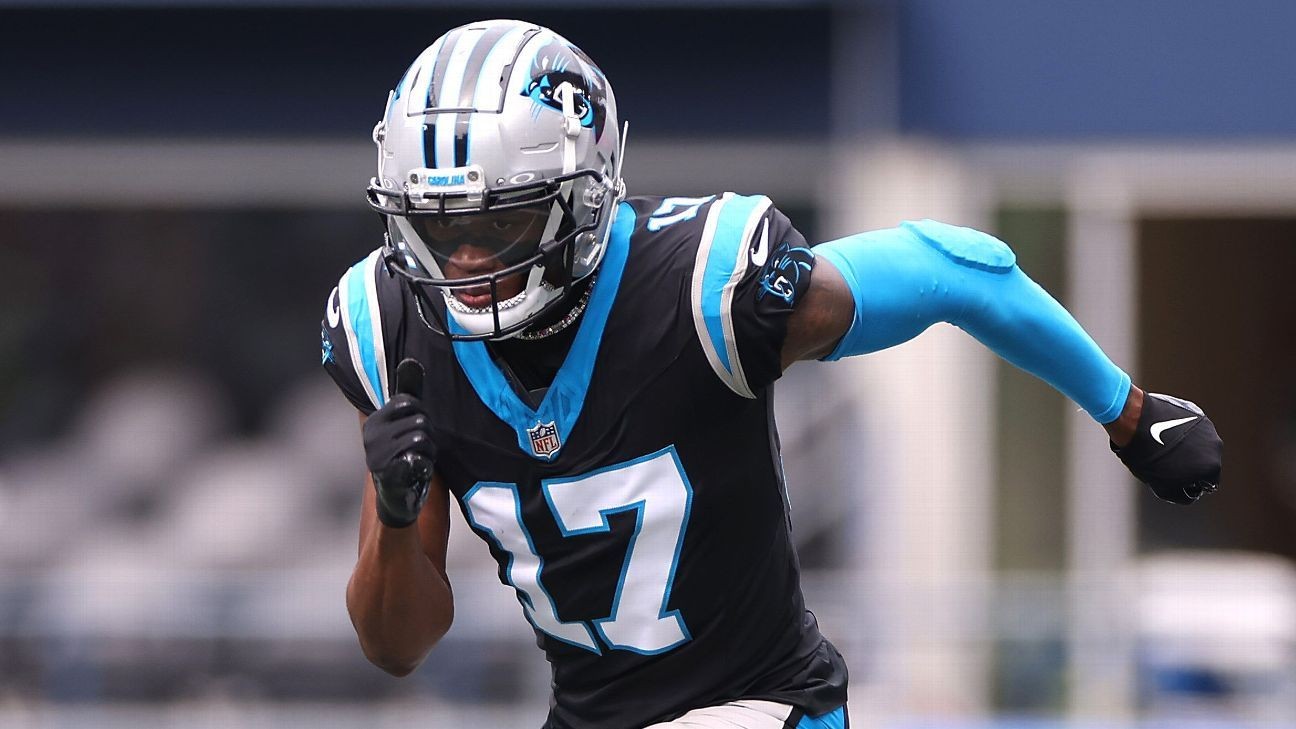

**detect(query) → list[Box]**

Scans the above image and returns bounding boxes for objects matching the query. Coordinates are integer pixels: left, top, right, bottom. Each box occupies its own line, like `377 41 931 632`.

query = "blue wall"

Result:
0 7 831 138
7 2 1294 141
898 0 1296 139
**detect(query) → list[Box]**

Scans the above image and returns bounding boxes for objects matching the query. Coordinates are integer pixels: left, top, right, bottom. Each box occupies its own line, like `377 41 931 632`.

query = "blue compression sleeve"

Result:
815 220 1131 424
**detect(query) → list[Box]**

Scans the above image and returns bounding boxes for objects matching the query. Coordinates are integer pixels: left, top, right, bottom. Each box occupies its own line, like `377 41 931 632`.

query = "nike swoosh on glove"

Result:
1110 392 1222 505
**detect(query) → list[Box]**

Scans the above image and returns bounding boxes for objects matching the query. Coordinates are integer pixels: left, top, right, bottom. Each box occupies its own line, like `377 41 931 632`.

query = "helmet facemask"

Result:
369 166 616 340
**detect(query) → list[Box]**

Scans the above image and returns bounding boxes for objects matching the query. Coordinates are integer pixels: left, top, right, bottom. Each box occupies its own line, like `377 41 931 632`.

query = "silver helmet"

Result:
366 19 626 340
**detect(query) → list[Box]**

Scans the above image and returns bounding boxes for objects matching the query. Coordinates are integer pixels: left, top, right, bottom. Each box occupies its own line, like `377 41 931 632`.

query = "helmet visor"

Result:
408 202 552 274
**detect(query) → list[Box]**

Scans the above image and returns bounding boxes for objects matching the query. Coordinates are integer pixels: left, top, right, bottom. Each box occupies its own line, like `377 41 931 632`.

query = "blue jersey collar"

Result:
451 202 636 461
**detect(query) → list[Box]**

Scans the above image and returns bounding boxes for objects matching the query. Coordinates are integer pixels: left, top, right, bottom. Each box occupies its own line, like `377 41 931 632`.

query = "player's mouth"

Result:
453 286 498 309
444 270 528 310
441 245 529 309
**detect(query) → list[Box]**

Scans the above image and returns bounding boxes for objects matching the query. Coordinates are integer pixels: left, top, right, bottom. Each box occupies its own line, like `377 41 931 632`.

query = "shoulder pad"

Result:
901 219 1016 274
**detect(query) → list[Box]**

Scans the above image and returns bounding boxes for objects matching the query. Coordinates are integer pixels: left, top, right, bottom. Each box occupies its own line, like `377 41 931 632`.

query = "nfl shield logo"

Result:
527 420 561 458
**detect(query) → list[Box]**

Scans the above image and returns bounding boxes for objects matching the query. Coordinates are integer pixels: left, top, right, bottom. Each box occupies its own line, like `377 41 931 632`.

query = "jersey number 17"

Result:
462 446 693 655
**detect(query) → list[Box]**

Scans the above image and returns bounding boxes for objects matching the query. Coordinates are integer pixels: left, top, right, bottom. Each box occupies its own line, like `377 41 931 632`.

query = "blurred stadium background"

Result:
2 0 1295 727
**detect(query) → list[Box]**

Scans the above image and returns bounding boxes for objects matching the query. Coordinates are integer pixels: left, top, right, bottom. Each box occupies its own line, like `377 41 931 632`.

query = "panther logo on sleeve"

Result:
757 240 815 306
321 326 335 365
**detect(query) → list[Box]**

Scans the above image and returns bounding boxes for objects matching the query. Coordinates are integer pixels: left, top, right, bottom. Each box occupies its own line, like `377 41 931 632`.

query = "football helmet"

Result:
367 19 626 340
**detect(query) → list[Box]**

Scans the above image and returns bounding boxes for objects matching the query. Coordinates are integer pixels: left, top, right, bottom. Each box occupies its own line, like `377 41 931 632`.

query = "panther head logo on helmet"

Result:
521 39 609 142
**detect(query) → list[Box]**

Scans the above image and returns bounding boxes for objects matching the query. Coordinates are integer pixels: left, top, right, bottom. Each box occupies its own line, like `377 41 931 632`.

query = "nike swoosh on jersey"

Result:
750 218 770 267
1151 415 1198 445
327 286 341 328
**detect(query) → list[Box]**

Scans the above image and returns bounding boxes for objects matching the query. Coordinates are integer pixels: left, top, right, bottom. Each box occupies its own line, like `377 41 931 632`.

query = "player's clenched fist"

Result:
1110 392 1222 505
362 360 437 528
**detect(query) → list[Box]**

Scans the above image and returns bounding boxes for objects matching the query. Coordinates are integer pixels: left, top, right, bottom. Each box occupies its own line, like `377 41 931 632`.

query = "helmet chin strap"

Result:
612 120 628 198
372 90 393 185
542 82 583 273
506 88 602 341
551 83 582 252
574 119 628 271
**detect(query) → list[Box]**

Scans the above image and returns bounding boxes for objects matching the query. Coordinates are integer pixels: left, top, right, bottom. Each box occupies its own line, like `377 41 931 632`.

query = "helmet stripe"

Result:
410 31 453 168
425 27 464 114
453 122 470 167
423 118 437 170
473 25 533 113
457 25 511 110
407 31 450 117
452 24 512 167
433 27 484 169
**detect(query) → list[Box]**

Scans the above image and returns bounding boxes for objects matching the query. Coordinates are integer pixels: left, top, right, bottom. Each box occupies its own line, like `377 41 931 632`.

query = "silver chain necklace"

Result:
512 275 596 341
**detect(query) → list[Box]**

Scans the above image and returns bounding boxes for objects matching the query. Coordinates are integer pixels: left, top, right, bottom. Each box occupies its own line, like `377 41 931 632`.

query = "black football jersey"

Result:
321 193 848 729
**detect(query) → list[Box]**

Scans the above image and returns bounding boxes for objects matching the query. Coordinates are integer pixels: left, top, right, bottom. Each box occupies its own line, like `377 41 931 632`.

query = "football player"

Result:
321 19 1222 729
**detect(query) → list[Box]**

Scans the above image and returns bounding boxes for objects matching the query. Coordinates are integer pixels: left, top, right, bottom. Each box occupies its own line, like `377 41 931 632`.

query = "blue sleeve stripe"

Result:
690 192 770 398
339 250 388 409
690 194 735 377
361 250 390 404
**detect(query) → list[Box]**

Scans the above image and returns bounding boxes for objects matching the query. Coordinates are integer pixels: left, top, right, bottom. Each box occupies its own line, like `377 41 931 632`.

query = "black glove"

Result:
1110 392 1222 505
362 359 436 528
